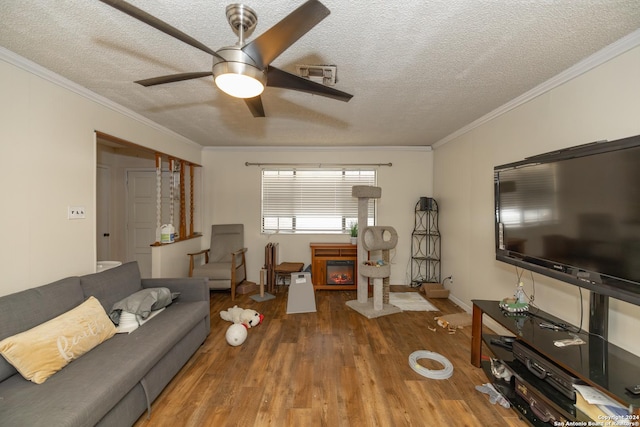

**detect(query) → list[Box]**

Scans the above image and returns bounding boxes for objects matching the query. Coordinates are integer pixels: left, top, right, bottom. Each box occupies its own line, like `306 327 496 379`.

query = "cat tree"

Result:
346 186 401 318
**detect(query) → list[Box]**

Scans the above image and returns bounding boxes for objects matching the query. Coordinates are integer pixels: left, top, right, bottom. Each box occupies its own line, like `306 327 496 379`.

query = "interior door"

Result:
126 170 173 278
127 171 155 277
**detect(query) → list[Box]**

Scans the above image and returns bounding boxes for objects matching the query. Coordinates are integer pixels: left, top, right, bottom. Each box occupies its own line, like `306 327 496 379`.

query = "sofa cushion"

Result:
0 276 84 383
0 296 116 384
191 262 233 280
81 261 143 313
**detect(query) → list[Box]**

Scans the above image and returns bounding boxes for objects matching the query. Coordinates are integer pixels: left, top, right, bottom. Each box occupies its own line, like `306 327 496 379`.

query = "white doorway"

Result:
97 132 200 279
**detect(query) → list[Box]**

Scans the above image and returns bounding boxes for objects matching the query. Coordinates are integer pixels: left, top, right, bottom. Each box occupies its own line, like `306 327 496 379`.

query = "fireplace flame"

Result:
328 272 353 284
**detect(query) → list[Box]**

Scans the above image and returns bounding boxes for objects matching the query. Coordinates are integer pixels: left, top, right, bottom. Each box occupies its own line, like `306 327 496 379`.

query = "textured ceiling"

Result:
1 1 640 147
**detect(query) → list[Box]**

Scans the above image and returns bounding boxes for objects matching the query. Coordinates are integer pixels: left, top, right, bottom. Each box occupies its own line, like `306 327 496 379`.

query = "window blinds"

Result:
262 169 376 233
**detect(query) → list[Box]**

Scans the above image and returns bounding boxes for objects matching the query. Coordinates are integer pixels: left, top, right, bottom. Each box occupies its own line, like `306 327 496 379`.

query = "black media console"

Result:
471 300 640 426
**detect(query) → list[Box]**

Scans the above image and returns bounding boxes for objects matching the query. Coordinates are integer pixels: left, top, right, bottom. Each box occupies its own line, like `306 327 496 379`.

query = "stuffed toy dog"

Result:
220 305 264 328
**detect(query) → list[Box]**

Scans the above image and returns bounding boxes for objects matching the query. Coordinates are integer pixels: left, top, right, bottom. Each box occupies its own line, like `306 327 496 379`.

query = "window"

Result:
262 168 376 234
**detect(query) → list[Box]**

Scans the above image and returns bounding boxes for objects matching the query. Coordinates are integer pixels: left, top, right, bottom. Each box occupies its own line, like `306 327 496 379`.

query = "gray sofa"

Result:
0 261 210 427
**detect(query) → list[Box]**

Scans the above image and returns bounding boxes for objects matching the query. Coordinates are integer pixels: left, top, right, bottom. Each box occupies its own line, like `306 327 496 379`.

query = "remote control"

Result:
626 385 640 395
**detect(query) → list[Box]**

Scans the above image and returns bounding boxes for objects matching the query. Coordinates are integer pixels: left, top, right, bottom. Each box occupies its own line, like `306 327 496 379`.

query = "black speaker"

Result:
418 197 433 211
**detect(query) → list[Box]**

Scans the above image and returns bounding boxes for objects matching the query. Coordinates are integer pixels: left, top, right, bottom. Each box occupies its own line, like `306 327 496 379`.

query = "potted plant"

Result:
349 222 358 245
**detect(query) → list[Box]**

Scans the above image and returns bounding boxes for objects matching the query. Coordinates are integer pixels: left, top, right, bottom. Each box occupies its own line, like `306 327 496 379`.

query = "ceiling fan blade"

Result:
266 66 353 102
242 0 330 69
98 0 225 61
244 96 266 117
135 72 213 87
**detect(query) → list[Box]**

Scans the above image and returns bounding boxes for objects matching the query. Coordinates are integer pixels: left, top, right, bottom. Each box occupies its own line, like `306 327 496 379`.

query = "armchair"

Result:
188 224 247 300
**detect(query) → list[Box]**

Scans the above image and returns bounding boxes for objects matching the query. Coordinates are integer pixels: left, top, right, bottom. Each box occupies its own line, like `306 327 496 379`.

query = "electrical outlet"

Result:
68 206 86 219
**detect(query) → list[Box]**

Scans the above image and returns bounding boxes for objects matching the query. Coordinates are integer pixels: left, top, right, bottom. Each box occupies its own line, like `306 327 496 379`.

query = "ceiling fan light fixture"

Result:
213 61 266 98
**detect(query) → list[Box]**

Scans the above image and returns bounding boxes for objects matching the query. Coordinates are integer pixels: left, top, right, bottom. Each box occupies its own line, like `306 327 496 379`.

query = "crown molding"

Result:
0 47 199 148
433 29 640 149
203 145 432 152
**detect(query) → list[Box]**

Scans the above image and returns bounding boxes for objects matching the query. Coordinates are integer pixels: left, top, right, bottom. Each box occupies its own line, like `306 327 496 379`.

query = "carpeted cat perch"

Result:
346 186 401 319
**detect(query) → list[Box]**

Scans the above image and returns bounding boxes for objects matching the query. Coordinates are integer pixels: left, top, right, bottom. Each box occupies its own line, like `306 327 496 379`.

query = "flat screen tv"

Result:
494 134 640 308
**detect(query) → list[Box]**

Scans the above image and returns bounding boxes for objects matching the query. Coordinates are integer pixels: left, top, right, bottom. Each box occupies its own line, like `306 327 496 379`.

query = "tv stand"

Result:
471 300 640 425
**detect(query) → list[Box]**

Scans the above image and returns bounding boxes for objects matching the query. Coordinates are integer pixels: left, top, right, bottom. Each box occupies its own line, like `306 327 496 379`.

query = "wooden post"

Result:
155 153 162 244
189 164 194 237
471 303 483 367
168 158 175 228
179 160 186 240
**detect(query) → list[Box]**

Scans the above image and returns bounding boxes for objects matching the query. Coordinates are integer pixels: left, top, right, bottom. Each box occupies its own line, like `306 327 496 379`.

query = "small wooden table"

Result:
273 262 304 292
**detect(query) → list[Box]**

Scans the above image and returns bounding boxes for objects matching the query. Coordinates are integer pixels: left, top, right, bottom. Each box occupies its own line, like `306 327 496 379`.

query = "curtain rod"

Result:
245 162 392 167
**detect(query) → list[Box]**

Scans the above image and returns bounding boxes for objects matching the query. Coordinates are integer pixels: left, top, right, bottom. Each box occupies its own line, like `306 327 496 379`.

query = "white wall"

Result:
433 45 640 355
198 147 433 286
0 54 201 296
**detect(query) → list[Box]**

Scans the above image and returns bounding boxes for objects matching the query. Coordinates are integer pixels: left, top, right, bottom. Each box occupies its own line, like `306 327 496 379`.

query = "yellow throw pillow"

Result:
0 296 116 384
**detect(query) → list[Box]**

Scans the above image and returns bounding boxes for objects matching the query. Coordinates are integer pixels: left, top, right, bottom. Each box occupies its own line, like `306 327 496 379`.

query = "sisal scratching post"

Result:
383 250 390 304
250 268 275 302
352 186 381 304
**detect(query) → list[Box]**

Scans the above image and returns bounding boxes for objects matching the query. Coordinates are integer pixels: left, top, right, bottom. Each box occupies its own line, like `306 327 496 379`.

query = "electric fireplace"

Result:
326 260 355 285
310 243 358 290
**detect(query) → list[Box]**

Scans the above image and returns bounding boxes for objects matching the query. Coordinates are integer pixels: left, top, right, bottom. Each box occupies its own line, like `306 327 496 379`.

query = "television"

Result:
494 134 640 324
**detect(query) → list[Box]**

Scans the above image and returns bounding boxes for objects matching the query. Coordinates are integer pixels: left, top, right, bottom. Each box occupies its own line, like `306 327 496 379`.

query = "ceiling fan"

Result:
98 0 353 117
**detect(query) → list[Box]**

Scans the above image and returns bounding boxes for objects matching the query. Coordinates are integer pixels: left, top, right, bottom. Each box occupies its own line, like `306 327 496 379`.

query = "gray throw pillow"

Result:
109 288 179 325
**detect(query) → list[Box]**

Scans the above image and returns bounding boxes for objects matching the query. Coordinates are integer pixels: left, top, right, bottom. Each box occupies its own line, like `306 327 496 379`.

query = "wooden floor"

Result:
134 287 528 427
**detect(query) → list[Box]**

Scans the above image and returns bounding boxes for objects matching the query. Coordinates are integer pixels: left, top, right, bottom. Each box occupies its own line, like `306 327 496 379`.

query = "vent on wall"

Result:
295 65 337 86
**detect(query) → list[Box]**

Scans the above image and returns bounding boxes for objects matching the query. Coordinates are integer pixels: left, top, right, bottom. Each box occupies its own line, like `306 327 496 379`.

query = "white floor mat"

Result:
389 292 438 311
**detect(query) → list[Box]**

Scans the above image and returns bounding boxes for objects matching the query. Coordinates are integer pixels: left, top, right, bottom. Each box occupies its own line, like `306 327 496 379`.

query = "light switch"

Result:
68 206 86 219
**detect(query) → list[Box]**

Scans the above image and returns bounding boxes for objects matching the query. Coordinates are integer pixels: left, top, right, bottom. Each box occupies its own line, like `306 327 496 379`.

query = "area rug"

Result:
389 292 438 311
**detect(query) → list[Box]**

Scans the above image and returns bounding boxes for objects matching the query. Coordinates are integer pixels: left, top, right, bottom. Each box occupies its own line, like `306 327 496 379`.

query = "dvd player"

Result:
512 340 583 401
